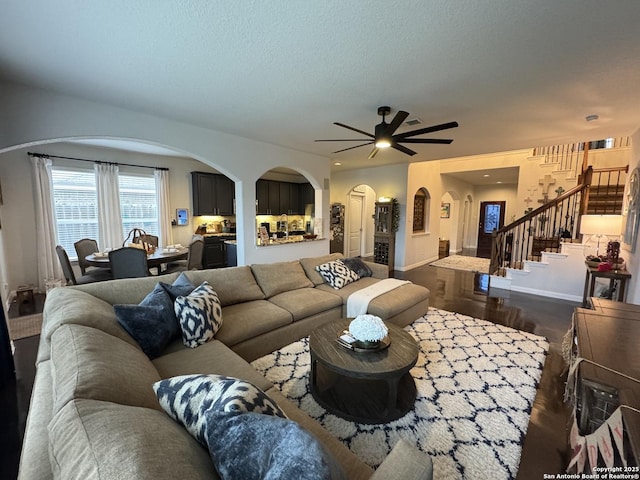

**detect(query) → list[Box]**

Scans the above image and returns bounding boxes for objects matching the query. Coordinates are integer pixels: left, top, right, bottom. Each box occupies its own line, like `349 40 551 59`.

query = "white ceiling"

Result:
2 1 640 175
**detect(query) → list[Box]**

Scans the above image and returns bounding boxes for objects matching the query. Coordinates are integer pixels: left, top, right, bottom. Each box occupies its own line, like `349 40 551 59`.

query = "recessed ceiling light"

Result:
496 181 503 184
586 114 599 122
483 174 490 177
334 162 341 166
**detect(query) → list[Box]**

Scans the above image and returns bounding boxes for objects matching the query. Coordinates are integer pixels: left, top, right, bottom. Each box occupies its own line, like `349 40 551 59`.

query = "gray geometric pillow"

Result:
174 282 222 348
153 374 287 446
315 259 360 289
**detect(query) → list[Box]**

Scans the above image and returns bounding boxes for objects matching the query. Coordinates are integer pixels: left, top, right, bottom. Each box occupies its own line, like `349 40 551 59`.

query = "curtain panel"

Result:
31 156 64 290
155 169 172 247
94 163 123 249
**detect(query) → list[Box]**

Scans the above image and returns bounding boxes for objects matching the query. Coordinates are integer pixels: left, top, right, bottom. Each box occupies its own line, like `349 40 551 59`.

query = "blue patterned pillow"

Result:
114 283 178 359
153 374 287 445
315 259 360 289
174 282 222 348
205 412 346 480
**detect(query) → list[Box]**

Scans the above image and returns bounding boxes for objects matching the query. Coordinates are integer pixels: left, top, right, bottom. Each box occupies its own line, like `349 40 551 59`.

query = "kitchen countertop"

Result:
257 236 324 247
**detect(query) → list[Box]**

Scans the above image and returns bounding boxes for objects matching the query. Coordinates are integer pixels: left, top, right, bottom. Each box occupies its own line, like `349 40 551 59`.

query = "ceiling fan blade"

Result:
315 139 372 142
334 122 375 138
392 143 417 156
394 121 459 139
386 110 410 135
368 147 379 160
332 142 374 154
400 138 454 144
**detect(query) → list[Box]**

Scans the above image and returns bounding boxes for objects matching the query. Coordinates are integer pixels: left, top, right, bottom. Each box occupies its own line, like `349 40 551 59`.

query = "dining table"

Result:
85 247 189 270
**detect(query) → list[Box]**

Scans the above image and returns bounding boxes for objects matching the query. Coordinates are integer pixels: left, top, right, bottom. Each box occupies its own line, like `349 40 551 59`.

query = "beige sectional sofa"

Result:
19 253 432 480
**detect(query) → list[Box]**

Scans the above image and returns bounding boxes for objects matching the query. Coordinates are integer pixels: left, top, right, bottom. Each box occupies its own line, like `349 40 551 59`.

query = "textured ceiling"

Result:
2 1 640 173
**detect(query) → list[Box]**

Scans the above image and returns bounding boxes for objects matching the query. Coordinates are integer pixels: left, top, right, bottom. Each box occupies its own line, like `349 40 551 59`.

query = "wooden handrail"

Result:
495 166 593 235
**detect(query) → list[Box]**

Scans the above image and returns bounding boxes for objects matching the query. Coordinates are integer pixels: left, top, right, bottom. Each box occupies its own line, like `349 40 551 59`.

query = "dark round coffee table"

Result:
309 319 419 424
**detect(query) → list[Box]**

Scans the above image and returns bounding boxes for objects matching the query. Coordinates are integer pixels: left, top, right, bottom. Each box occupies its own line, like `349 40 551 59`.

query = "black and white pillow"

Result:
315 259 360 289
174 282 222 348
153 374 287 446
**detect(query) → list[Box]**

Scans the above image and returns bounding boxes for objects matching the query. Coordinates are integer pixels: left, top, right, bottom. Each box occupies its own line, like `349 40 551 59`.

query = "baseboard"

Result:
395 256 439 272
509 284 582 303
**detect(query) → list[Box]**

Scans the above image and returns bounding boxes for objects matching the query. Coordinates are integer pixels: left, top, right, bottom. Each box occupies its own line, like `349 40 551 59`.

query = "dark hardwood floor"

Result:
0 256 577 479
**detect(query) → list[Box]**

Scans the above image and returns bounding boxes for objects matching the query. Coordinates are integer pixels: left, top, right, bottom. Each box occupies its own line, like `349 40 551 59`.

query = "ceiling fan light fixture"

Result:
374 121 391 148
375 138 391 148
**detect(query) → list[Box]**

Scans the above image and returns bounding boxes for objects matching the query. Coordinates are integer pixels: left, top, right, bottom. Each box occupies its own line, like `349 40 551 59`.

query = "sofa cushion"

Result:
154 374 286 445
70 272 181 305
300 253 345 286
341 257 373 278
214 300 292 347
48 399 217 480
114 283 179 359
185 266 265 306
251 261 313 298
315 277 381 302
50 324 162 414
175 282 223 348
367 283 431 319
205 412 346 480
42 288 138 348
269 288 343 321
315 259 360 289
152 340 273 392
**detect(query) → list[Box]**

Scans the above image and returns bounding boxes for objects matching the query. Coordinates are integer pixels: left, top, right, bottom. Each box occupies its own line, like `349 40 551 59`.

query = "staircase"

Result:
488 166 628 300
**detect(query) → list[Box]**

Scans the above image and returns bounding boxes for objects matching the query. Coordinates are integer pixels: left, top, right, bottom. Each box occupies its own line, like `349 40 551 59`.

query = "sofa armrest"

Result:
369 439 433 480
364 261 389 279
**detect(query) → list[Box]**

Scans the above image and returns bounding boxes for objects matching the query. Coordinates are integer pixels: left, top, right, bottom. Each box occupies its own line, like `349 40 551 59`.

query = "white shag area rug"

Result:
251 308 549 480
430 255 491 273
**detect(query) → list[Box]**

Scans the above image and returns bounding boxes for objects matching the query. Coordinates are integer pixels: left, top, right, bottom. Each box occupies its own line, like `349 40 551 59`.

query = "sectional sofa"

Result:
19 253 432 480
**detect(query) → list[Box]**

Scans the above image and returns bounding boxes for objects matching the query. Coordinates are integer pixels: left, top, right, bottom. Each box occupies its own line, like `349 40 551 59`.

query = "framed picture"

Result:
440 202 450 219
176 208 189 226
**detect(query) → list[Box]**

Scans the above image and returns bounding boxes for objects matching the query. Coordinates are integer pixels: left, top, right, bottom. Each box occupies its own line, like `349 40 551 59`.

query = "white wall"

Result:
0 80 332 295
331 165 408 267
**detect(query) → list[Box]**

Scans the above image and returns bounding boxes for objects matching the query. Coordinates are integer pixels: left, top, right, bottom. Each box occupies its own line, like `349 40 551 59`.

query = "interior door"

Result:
476 201 505 258
348 194 364 257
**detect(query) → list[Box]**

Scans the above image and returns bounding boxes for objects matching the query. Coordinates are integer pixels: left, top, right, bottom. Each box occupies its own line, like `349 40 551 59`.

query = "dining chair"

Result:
165 239 205 273
73 238 113 281
108 247 150 279
56 245 109 285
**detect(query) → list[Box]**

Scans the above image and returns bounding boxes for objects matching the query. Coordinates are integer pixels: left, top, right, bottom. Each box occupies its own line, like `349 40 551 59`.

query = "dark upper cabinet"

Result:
257 180 313 215
192 172 235 216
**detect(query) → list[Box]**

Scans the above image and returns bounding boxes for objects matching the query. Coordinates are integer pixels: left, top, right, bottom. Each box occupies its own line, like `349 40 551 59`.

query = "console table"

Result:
569 300 640 468
581 264 632 306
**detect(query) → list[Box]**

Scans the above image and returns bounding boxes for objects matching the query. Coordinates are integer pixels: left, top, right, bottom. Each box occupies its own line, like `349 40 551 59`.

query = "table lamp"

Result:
579 214 622 256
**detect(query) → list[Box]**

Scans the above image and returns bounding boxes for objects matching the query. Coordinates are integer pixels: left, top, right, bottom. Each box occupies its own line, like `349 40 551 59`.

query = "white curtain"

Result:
31 156 64 291
155 169 173 247
94 163 123 250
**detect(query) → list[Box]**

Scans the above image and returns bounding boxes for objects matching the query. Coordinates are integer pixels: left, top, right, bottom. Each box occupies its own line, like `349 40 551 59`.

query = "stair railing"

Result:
489 167 593 276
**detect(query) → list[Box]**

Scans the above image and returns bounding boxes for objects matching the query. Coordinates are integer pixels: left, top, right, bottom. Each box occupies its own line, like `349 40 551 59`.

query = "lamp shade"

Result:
579 214 622 235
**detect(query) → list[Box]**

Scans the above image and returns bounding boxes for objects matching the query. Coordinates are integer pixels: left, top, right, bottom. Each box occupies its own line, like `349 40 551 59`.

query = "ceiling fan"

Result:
315 106 458 160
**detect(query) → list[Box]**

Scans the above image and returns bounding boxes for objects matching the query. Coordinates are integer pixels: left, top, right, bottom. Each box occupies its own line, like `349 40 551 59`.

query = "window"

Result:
52 167 158 259
413 188 430 233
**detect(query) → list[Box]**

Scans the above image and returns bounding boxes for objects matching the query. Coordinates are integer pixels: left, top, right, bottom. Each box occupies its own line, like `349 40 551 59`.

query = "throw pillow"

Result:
341 257 373 278
315 259 360 289
114 283 178 359
205 411 346 480
153 374 287 445
159 272 196 301
175 282 223 348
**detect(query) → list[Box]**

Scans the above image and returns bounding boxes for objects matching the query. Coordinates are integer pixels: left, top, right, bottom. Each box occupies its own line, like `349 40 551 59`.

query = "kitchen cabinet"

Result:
203 236 226 268
192 172 235 216
256 180 313 215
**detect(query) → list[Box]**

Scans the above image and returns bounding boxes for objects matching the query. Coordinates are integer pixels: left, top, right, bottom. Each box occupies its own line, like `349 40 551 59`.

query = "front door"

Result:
477 201 505 258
